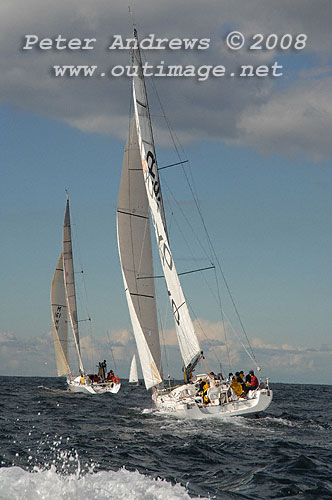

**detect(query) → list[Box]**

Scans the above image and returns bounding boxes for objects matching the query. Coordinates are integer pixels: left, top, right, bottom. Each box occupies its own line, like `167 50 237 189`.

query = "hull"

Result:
154 380 273 419
67 376 121 394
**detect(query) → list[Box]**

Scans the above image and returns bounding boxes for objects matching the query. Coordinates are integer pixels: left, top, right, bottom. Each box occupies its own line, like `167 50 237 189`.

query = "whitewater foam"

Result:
0 466 208 500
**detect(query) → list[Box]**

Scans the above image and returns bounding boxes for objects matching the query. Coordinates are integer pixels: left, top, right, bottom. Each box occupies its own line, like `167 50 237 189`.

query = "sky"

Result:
1 0 332 384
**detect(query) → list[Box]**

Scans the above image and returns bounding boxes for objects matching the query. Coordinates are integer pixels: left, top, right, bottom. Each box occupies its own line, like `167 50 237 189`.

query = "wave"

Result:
0 466 208 500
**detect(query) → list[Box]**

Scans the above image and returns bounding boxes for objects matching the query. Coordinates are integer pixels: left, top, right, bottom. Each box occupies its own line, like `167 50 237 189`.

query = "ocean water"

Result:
0 377 331 499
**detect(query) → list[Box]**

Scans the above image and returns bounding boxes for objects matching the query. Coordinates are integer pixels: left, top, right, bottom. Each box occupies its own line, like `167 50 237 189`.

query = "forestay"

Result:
131 30 201 371
62 195 85 375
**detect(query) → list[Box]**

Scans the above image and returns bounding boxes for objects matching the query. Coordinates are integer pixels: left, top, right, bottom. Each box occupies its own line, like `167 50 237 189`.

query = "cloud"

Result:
107 328 131 346
142 317 331 383
0 0 331 160
0 328 136 377
0 323 331 383
236 78 332 161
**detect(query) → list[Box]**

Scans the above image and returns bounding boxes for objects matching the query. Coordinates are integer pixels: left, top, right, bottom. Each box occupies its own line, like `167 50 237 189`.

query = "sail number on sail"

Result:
54 305 63 331
143 151 162 209
142 149 183 327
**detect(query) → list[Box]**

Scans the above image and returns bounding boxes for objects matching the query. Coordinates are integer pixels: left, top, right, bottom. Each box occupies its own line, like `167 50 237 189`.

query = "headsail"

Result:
117 119 163 389
131 29 202 373
62 194 85 375
129 354 139 383
51 253 71 376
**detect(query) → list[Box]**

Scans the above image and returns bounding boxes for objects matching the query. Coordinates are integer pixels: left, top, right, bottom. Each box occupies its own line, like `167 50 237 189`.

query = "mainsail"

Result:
117 119 163 389
129 354 139 383
62 195 85 375
51 253 71 376
131 29 202 373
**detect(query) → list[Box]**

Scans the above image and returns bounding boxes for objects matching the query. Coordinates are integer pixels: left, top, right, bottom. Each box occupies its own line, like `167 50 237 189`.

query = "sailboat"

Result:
51 194 121 394
129 355 139 385
117 27 272 418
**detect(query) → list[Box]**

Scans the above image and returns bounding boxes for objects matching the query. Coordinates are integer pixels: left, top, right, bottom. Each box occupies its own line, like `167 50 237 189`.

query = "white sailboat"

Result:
129 355 139 385
117 27 272 418
51 194 121 394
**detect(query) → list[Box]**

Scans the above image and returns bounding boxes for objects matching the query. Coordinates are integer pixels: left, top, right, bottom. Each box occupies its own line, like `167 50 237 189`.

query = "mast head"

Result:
128 4 137 34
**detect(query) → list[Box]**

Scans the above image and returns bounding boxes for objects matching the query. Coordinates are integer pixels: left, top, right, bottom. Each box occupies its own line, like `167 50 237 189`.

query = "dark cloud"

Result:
1 0 331 159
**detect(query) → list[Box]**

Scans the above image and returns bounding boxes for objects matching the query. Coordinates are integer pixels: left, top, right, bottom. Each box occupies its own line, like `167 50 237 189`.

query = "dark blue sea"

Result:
0 377 331 499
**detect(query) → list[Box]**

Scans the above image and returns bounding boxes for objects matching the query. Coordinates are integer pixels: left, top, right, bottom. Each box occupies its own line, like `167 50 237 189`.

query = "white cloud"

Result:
236 78 332 161
0 324 330 383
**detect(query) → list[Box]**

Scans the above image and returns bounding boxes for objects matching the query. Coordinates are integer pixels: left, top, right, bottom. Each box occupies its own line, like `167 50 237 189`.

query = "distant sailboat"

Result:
117 26 273 418
129 355 139 385
51 194 121 394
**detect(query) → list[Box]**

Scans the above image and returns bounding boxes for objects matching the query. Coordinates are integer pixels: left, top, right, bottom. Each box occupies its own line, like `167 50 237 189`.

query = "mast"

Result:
62 194 85 375
130 28 202 377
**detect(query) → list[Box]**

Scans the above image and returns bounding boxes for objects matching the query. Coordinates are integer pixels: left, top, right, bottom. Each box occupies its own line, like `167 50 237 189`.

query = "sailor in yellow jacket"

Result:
230 376 243 397
198 379 210 404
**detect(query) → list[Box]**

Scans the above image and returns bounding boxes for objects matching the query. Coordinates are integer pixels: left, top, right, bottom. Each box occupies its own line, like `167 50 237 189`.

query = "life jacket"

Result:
231 379 243 396
200 380 210 403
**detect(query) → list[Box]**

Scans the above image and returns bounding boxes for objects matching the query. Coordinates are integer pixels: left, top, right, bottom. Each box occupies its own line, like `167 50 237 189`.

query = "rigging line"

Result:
146 59 258 364
125 112 143 320
153 221 171 379
117 209 148 220
160 174 213 265
158 176 229 350
163 186 221 311
137 209 150 285
135 33 258 371
131 30 169 240
106 330 117 371
69 204 98 374
176 320 199 363
137 265 215 280
127 99 142 309
159 160 189 171
179 166 258 363
69 205 93 335
221 308 259 368
215 254 257 364
178 265 215 276
126 119 153 323
192 198 259 365
202 356 212 377
158 309 170 380
128 4 136 29
168 145 258 364
186 300 223 368
212 266 232 375
148 69 184 164
134 51 220 356
159 128 258 365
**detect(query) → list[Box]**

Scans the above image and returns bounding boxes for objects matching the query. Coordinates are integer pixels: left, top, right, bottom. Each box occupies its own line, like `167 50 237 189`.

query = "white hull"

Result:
67 376 121 394
154 381 273 419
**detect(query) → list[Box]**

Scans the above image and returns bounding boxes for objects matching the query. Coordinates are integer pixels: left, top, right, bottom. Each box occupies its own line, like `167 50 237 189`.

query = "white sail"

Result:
131 30 201 372
51 253 71 376
62 195 85 375
117 119 163 389
129 355 139 383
